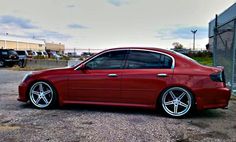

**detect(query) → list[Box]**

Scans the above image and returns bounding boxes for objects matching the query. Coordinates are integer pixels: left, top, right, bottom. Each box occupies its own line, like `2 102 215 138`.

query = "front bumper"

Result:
17 82 28 102
195 87 231 110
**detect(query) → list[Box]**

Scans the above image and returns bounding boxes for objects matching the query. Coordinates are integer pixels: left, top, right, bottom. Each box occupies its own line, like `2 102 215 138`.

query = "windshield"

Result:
9 50 18 55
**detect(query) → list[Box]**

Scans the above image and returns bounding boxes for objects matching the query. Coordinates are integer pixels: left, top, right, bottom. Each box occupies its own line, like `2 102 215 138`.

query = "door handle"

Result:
108 74 118 77
157 73 168 77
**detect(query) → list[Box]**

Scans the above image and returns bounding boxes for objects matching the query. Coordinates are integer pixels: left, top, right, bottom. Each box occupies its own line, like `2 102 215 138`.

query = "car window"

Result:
37 52 42 55
126 50 172 69
1 51 8 55
85 50 127 70
16 51 26 55
9 50 17 55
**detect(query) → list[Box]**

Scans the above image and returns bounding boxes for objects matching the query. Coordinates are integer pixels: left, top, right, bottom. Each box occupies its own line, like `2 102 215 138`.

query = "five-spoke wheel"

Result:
29 81 56 108
161 87 193 117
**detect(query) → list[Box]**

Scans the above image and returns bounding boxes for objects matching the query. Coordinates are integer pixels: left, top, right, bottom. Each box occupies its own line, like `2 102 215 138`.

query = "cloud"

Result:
68 24 88 29
107 0 127 7
0 15 37 29
67 4 76 8
25 30 72 42
156 26 208 40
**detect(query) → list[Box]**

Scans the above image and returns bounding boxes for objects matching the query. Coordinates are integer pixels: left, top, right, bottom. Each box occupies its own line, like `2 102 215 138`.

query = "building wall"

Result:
6 41 17 50
46 43 65 54
0 40 4 49
0 40 46 51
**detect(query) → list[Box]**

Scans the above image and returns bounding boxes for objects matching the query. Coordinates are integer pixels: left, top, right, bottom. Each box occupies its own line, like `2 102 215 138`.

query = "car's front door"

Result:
68 50 127 103
121 50 174 106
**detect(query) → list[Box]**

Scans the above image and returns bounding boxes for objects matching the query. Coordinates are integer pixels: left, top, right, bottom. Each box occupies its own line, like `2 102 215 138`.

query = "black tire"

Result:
18 60 25 68
29 81 58 109
0 60 5 67
159 87 194 118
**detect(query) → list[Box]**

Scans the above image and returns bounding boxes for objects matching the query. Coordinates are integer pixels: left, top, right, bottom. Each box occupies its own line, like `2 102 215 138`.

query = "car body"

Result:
16 50 27 68
26 50 33 58
49 51 62 60
16 50 27 60
42 51 48 58
0 49 19 67
32 51 38 57
18 47 231 117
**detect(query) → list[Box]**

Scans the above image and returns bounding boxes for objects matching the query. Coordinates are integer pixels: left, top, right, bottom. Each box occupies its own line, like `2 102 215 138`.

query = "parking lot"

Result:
0 68 236 142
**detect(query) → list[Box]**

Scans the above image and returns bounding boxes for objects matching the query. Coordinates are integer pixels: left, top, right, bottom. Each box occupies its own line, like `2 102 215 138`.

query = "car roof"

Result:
104 47 174 54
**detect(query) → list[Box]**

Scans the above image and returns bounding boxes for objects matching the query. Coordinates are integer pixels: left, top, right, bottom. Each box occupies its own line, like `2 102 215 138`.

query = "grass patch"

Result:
192 56 213 66
11 66 49 71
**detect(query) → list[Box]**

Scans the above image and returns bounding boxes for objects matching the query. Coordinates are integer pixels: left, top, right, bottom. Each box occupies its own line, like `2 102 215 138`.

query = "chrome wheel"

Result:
29 81 54 108
161 87 192 117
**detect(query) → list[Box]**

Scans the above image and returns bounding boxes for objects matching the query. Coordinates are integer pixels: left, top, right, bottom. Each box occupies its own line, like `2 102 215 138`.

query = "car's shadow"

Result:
19 103 226 119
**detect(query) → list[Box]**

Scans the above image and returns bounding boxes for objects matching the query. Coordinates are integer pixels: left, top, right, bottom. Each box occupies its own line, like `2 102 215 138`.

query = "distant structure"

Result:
0 34 45 51
208 2 236 91
45 42 65 54
0 34 65 54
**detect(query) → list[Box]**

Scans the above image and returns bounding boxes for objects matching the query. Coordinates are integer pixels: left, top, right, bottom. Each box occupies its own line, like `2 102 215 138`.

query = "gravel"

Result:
0 68 236 142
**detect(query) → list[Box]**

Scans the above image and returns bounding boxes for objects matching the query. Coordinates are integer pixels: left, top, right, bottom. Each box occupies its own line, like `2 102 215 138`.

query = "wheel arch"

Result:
26 79 59 102
155 85 196 109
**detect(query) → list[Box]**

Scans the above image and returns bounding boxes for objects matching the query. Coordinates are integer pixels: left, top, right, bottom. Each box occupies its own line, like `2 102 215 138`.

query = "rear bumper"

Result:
195 87 231 110
17 83 28 102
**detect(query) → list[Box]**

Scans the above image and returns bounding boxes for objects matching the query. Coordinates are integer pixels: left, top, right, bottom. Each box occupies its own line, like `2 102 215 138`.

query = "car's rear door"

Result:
121 50 174 106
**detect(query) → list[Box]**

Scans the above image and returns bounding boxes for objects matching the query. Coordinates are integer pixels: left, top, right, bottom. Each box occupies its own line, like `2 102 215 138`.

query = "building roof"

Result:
0 35 45 44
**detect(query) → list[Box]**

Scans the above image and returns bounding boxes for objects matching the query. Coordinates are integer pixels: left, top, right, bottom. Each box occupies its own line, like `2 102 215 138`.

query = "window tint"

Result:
16 51 26 55
126 50 172 69
86 50 126 70
1 51 8 55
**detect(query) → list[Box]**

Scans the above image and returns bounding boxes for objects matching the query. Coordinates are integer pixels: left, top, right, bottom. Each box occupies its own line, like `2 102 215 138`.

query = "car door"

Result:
121 50 174 106
68 50 127 103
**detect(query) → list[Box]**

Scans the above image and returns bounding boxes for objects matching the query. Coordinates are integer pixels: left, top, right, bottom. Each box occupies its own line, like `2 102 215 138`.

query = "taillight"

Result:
210 71 225 82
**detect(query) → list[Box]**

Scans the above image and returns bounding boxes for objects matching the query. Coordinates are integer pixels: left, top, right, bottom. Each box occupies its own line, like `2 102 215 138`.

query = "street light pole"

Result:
191 30 197 50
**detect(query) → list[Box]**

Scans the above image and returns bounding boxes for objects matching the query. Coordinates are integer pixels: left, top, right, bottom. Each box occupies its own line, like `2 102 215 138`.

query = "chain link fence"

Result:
212 18 236 91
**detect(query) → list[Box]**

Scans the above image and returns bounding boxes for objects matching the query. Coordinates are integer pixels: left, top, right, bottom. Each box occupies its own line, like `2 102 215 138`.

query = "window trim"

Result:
84 50 128 70
74 48 175 70
124 49 174 69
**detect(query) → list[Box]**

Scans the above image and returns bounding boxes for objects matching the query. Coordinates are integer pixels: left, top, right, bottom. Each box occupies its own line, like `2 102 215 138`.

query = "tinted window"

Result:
37 52 42 55
16 51 26 55
9 50 17 55
1 51 8 55
126 50 172 69
86 50 126 70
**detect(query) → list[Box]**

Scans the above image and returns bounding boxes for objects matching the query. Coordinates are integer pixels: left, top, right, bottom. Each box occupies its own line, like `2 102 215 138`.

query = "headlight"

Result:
21 72 32 83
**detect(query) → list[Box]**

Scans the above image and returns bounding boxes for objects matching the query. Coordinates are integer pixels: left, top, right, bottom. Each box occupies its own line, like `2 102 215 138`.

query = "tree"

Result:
172 42 183 50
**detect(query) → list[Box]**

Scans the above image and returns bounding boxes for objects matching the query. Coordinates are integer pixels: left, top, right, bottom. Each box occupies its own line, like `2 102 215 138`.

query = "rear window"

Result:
173 51 198 64
16 51 26 55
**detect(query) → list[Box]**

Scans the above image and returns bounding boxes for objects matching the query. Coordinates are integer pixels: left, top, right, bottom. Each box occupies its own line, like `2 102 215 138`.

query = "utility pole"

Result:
191 29 197 50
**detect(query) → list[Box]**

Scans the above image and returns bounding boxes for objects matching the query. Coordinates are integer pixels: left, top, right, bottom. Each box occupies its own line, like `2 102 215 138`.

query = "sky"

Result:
0 0 235 52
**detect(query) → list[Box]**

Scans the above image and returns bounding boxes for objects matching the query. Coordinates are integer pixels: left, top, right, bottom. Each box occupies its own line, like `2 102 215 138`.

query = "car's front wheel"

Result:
160 87 194 117
29 81 57 109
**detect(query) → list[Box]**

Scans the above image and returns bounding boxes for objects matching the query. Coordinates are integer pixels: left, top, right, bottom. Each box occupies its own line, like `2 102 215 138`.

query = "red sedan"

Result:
18 47 231 117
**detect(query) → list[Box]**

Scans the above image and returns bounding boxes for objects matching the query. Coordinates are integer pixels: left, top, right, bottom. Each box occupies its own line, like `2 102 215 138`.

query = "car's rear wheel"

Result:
29 81 57 109
160 87 193 117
